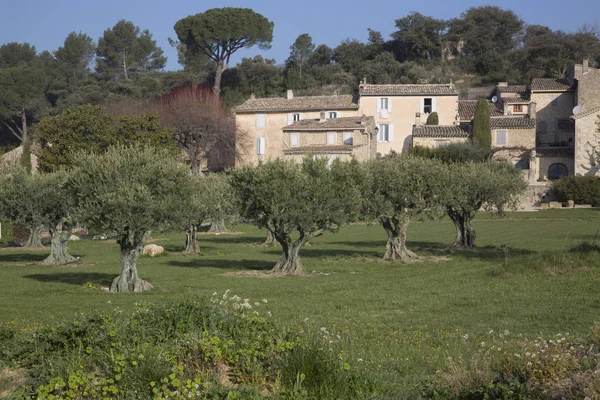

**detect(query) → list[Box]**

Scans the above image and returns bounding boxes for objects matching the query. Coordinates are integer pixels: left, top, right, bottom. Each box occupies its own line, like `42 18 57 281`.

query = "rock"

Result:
540 203 549 210
549 201 563 209
92 234 108 240
69 235 80 241
575 204 593 208
143 244 164 257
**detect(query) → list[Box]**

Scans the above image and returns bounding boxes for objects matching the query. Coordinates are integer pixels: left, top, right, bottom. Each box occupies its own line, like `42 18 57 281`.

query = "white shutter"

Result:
389 124 394 142
256 137 261 155
256 113 265 128
432 98 437 113
290 133 298 147
327 132 335 145
376 98 382 112
287 113 293 125
387 97 392 112
420 99 424 114
259 137 266 154
299 113 303 120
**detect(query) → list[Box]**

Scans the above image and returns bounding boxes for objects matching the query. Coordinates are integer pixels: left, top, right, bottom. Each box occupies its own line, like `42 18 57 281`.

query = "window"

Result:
496 129 507 145
328 111 338 119
435 140 450 148
290 133 298 147
378 124 389 142
293 113 301 122
327 132 336 145
343 132 353 145
287 113 302 125
424 98 433 114
551 96 559 108
256 113 266 128
513 104 523 112
548 163 568 180
256 137 266 155
379 98 389 111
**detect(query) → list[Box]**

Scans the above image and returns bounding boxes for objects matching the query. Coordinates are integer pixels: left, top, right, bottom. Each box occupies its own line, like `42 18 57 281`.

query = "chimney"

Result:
529 102 537 120
415 112 421 126
287 89 294 100
361 114 367 126
250 93 256 100
319 111 327 122
583 59 589 74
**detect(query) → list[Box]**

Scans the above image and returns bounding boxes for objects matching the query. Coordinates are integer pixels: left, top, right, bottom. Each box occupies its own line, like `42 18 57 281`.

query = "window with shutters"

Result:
513 104 523 112
379 98 389 111
290 133 299 147
343 132 352 145
327 132 336 145
496 129 507 145
328 111 338 119
293 113 301 122
378 124 389 142
256 113 266 128
424 98 433 114
256 137 266 155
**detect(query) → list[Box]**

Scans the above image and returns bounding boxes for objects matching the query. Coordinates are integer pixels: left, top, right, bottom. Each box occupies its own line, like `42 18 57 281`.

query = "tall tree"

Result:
441 162 526 249
96 20 166 80
174 8 274 97
54 32 96 80
0 42 37 67
391 12 446 61
67 145 190 292
288 33 315 79
471 99 491 150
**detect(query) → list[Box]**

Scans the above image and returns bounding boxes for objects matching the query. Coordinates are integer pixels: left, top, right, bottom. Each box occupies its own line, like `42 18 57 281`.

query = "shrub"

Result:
553 176 600 206
425 111 439 125
406 143 489 164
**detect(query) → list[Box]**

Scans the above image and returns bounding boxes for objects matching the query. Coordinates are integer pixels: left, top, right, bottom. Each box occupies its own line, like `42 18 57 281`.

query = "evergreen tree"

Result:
471 99 491 149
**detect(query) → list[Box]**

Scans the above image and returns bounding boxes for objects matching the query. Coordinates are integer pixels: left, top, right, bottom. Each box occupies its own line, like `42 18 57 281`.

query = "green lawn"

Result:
1 209 600 394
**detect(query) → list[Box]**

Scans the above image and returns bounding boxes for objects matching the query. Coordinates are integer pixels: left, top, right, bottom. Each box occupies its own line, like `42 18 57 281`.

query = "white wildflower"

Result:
262 299 268 303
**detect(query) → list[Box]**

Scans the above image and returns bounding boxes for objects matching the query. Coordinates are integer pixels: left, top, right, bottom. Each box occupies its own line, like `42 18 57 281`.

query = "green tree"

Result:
441 162 526 249
174 8 274 97
364 156 444 261
471 99 491 149
391 12 446 61
231 158 362 275
96 20 167 80
0 42 37 67
288 33 315 80
426 112 439 125
67 145 191 292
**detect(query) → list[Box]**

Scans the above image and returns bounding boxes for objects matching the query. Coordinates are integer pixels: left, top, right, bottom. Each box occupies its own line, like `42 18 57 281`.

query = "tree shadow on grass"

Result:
161 243 217 253
195 236 265 246
0 252 49 263
169 258 273 271
24 272 115 286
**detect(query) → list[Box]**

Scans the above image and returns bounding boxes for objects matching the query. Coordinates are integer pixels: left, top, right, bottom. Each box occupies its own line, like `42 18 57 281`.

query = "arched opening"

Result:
548 163 568 180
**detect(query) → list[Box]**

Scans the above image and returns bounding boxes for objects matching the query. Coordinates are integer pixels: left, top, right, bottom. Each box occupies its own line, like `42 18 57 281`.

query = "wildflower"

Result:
462 334 469 341
267 312 272 317
481 342 486 347
254 302 260 306
212 292 217 296
489 330 494 334
262 299 268 303
357 358 363 362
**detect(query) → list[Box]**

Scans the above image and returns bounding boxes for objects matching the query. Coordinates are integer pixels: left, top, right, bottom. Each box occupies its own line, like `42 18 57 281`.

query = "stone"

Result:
143 244 164 257
69 235 80 241
575 204 593 208
92 234 108 240
549 201 563 209
540 203 549 210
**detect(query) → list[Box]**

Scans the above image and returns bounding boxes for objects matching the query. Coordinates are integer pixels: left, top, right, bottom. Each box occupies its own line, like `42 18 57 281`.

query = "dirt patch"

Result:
224 270 326 278
197 231 244 236
0 368 27 398
0 246 48 252
379 255 452 264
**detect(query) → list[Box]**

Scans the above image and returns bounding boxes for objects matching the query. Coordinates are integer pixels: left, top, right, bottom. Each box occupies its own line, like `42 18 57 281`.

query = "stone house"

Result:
572 60 600 176
281 113 377 163
234 90 359 164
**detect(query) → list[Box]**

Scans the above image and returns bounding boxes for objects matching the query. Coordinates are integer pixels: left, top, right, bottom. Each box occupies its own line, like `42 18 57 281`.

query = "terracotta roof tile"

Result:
490 116 536 129
234 94 358 113
359 84 458 96
412 125 470 138
458 100 503 121
571 106 600 120
530 78 575 92
497 85 528 94
501 97 530 104
283 116 374 131
283 145 354 154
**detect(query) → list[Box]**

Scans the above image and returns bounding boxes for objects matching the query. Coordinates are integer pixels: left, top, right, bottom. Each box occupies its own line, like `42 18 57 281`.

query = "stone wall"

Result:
411 137 468 148
530 91 575 146
574 112 600 176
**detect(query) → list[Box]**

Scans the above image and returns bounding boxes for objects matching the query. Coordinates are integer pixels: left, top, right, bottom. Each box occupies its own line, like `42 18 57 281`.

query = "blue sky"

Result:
1 0 598 70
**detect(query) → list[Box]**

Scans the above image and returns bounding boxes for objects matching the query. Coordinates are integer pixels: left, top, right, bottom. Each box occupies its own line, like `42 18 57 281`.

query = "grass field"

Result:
1 209 600 394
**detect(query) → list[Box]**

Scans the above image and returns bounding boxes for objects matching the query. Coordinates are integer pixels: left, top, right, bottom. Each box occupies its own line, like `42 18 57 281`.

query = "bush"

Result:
0 294 372 399
406 143 490 164
553 176 600 206
425 112 439 125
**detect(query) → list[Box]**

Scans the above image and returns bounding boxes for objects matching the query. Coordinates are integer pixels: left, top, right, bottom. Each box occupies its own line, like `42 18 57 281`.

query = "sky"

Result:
0 0 598 71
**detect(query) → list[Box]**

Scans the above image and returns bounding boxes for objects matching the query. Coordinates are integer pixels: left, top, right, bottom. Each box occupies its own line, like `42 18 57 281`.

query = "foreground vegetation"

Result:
1 210 600 397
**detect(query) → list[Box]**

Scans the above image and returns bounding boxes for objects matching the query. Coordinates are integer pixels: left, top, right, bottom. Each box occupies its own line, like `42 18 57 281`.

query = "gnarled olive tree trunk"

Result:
447 208 476 249
263 230 276 246
183 224 199 254
42 223 78 266
380 215 418 262
111 234 153 293
25 225 44 248
208 218 228 233
271 228 322 276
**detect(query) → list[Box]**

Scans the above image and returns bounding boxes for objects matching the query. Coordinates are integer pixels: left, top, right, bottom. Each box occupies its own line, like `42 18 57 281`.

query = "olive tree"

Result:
364 156 444 261
231 158 362 275
442 161 527 249
180 173 236 254
67 145 190 292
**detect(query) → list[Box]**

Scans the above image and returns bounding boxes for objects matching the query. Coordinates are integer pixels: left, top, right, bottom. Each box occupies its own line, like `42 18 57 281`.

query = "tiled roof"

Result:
412 125 470 138
497 85 527 94
283 145 354 154
501 97 530 104
530 78 575 92
359 84 458 96
490 116 536 129
571 106 600 120
234 94 358 113
458 100 503 121
283 116 374 131
535 147 574 158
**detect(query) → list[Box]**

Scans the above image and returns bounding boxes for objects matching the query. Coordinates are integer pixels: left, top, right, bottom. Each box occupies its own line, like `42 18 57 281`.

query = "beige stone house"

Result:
234 90 359 164
281 114 377 163
358 82 459 155
572 61 600 176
